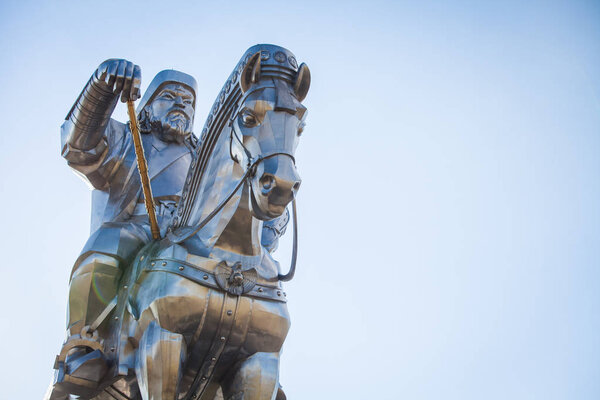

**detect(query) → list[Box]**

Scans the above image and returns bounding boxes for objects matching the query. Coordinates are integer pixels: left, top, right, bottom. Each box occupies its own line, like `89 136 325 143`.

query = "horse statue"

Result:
52 44 310 400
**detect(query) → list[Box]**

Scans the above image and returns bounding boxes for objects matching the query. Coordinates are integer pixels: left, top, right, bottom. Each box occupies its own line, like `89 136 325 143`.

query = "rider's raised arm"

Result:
60 59 141 189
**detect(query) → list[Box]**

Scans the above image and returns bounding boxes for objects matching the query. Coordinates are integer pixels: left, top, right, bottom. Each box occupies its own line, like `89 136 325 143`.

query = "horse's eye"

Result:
241 110 258 127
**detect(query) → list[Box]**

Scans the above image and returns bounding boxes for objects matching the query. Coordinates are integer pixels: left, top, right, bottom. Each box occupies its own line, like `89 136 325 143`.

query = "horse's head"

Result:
229 48 310 220
171 45 311 248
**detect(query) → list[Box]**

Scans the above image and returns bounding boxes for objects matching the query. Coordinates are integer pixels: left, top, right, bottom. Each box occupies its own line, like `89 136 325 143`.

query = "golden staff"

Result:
126 100 160 240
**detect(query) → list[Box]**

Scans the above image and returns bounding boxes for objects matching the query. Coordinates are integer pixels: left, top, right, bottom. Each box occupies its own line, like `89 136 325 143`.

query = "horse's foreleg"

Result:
221 352 282 400
135 320 186 400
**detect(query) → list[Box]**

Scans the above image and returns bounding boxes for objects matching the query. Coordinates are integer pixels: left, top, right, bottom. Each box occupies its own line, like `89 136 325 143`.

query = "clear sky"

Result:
0 1 599 399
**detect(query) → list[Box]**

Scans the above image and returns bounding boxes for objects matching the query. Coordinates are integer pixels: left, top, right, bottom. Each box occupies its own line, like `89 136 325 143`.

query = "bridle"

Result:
167 119 298 282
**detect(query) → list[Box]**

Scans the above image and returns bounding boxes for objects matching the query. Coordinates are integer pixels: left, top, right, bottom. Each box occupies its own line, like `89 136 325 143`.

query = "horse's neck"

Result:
213 184 262 256
185 126 262 257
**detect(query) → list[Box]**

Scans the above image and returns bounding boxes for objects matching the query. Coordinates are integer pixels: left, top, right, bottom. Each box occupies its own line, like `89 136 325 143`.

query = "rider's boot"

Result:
51 253 122 399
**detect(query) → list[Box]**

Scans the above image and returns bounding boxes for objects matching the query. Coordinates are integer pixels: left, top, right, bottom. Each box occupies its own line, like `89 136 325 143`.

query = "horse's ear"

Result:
240 52 261 93
294 63 311 102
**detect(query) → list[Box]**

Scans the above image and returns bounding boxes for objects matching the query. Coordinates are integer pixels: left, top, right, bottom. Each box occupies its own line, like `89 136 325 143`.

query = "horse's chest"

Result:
132 272 290 395
184 283 290 358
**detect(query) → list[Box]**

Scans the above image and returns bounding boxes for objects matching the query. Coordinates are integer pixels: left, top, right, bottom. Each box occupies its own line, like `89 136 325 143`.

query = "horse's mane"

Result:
174 44 300 229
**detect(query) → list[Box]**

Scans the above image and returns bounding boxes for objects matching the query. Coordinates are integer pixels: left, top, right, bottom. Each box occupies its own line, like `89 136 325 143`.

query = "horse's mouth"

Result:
268 203 286 216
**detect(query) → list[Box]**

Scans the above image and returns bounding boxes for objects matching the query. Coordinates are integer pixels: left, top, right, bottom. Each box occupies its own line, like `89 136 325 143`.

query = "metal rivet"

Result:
179 266 184 271
151 262 155 266
162 262 167 266
211 357 216 362
110 347 115 352
140 256 144 261
201 376 206 381
203 274 208 280
258 287 263 292
227 310 233 316
114 316 119 320
220 336 226 342
123 285 128 289
277 291 281 296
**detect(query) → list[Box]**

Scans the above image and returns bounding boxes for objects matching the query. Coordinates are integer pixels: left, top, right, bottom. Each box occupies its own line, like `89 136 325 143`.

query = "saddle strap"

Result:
89 296 118 332
142 258 287 303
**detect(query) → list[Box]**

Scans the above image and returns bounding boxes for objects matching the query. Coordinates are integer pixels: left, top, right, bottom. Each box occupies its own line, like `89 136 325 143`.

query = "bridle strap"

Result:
231 121 296 166
278 198 297 282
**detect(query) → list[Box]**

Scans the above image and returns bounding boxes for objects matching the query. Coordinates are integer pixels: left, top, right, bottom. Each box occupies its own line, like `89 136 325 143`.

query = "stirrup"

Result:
51 296 118 398
51 327 110 398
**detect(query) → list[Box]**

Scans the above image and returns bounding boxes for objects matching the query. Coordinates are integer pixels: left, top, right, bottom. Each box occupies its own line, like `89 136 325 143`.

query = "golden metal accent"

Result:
126 99 160 240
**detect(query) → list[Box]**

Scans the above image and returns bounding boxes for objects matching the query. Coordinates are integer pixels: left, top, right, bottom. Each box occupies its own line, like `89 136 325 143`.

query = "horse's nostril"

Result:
260 175 274 191
292 182 301 191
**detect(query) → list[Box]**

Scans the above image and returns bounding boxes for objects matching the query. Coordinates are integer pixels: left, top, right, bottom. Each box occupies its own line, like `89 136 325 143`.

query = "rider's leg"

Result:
135 320 186 400
67 222 149 336
51 222 149 399
221 352 282 400
67 252 121 336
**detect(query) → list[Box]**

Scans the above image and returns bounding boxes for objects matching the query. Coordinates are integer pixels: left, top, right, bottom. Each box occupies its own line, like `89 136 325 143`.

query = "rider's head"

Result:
138 70 197 144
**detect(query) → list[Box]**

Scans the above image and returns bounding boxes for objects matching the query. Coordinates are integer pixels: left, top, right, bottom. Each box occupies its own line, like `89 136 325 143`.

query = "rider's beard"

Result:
150 111 192 144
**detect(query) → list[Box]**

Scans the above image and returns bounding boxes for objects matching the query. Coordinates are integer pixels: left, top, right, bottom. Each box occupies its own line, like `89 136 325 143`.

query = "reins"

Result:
278 198 297 282
166 166 252 244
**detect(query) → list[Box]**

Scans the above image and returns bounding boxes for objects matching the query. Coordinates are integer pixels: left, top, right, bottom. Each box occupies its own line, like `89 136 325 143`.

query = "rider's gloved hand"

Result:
94 59 142 103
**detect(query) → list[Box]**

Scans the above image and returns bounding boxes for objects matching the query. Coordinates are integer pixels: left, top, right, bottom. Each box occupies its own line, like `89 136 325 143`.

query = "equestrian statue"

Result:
47 44 310 400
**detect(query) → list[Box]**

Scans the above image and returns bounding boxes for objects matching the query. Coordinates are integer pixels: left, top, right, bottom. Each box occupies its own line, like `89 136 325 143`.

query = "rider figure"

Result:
53 59 199 398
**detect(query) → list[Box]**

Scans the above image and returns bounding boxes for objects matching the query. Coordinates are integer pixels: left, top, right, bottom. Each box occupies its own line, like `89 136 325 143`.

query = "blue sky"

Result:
0 1 599 398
